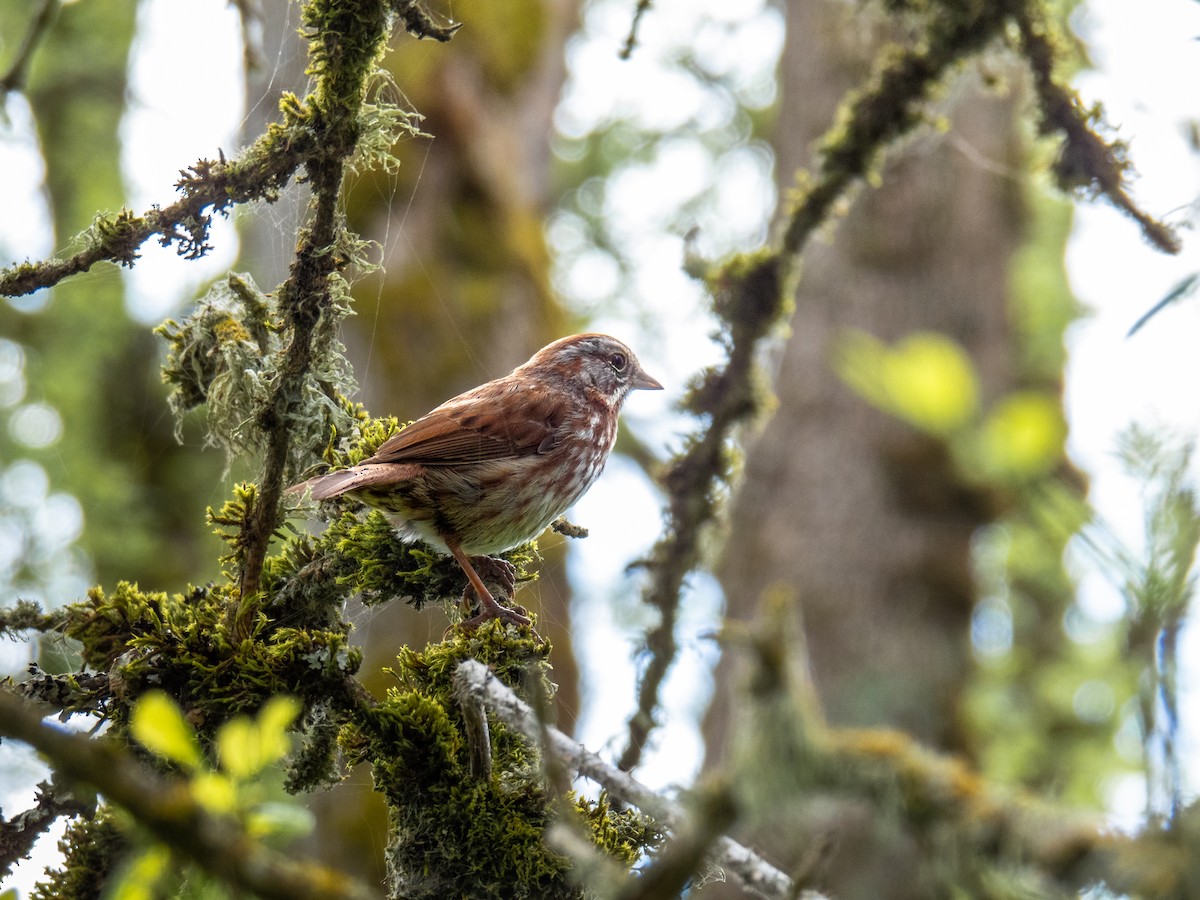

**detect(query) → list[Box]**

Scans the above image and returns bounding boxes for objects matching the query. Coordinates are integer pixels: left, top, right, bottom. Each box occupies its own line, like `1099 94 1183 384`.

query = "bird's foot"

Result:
471 555 517 598
458 578 534 634
459 595 532 632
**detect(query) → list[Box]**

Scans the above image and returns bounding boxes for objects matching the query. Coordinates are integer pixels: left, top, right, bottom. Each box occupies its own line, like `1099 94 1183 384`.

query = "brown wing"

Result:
367 380 566 466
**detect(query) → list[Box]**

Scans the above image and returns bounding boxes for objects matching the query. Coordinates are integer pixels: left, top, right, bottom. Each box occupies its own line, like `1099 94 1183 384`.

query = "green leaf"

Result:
977 393 1066 478
883 333 979 435
130 691 202 771
103 844 171 900
835 330 979 435
217 695 300 779
245 801 316 840
191 771 238 814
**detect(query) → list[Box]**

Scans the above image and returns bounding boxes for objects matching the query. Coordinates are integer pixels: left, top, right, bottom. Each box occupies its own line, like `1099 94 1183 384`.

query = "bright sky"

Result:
2 0 1200 891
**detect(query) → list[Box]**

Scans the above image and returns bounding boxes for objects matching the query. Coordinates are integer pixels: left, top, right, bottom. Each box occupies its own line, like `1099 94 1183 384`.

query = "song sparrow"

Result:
291 333 662 629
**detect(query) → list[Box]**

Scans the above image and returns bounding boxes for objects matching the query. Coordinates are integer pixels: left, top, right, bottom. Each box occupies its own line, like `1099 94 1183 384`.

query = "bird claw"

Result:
459 601 532 632
472 556 517 598
450 553 538 636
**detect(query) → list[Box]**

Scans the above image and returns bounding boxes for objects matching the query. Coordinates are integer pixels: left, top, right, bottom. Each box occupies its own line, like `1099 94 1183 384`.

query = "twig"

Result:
0 600 69 635
0 779 92 880
0 130 315 298
1014 6 1180 254
453 660 814 900
619 0 654 60
453 673 493 780
0 689 380 900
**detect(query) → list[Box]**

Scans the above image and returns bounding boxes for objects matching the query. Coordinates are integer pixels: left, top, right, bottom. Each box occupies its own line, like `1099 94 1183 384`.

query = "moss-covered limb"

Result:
235 0 405 609
0 0 59 95
779 1 1014 260
0 97 318 299
342 632 659 900
0 690 380 900
618 0 1173 781
815 726 1200 895
779 0 1178 262
0 598 69 635
59 581 362 740
1013 5 1180 254
454 659 798 900
0 779 93 881
14 666 109 717
613 785 737 900
618 256 784 774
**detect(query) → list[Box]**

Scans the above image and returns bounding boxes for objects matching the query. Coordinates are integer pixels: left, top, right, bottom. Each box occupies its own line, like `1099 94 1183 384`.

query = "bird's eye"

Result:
609 352 627 371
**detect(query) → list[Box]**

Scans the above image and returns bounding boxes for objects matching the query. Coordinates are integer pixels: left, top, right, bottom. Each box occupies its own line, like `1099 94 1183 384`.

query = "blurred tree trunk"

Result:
0 0 222 593
701 1 1027 896
242 0 583 882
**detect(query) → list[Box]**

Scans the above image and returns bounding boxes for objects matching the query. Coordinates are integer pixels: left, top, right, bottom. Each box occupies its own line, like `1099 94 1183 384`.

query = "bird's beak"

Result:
631 366 663 391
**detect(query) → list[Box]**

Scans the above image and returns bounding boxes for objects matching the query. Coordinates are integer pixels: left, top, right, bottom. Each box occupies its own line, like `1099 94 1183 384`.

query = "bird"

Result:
290 333 662 629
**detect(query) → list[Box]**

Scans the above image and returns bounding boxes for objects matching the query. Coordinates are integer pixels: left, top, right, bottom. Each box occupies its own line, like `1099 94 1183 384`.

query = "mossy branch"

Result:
454 659 805 900
0 104 319 298
1014 6 1181 254
0 779 93 882
0 689 380 900
0 599 69 635
234 0 408 609
0 0 60 97
618 0 1179 776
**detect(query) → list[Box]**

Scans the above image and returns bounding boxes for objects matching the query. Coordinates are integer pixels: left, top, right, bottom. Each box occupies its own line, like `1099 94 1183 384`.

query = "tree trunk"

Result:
701 1 1027 895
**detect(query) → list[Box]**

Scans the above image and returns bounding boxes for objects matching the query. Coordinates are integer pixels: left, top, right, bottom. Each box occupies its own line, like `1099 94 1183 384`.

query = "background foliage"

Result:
1 0 1198 898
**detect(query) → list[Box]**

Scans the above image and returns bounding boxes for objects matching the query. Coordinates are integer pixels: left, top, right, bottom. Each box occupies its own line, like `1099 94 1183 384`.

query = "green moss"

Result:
30 810 126 900
63 580 359 740
343 630 659 898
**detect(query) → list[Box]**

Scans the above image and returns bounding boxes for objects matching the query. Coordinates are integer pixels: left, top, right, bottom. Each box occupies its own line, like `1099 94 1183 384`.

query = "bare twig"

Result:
453 672 493 780
619 0 654 60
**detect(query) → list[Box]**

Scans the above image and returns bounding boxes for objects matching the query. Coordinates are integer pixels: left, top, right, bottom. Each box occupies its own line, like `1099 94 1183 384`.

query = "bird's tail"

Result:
287 468 367 501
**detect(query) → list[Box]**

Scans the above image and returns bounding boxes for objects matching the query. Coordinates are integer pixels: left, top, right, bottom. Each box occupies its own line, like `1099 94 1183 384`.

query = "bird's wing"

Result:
368 382 566 466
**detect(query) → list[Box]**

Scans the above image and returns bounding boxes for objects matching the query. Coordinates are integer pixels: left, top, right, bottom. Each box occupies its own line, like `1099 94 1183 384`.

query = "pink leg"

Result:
447 540 531 630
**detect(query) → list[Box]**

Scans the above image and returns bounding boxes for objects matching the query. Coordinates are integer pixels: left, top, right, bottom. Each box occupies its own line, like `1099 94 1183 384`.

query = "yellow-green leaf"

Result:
884 333 979 435
129 691 201 771
191 771 239 814
245 801 316 840
217 696 299 779
835 330 979 435
978 393 1066 478
103 844 170 900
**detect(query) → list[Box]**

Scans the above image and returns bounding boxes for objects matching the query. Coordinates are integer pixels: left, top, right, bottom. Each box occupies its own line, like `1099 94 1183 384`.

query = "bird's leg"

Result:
447 540 531 630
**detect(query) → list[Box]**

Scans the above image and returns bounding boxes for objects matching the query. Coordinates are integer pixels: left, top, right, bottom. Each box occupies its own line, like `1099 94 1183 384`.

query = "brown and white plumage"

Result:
293 334 661 627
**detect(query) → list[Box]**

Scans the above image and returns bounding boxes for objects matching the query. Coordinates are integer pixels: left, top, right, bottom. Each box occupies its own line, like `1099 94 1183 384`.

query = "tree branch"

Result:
453 659 813 900
0 689 380 900
0 779 92 881
0 117 317 298
619 0 1179 778
234 0 404 607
